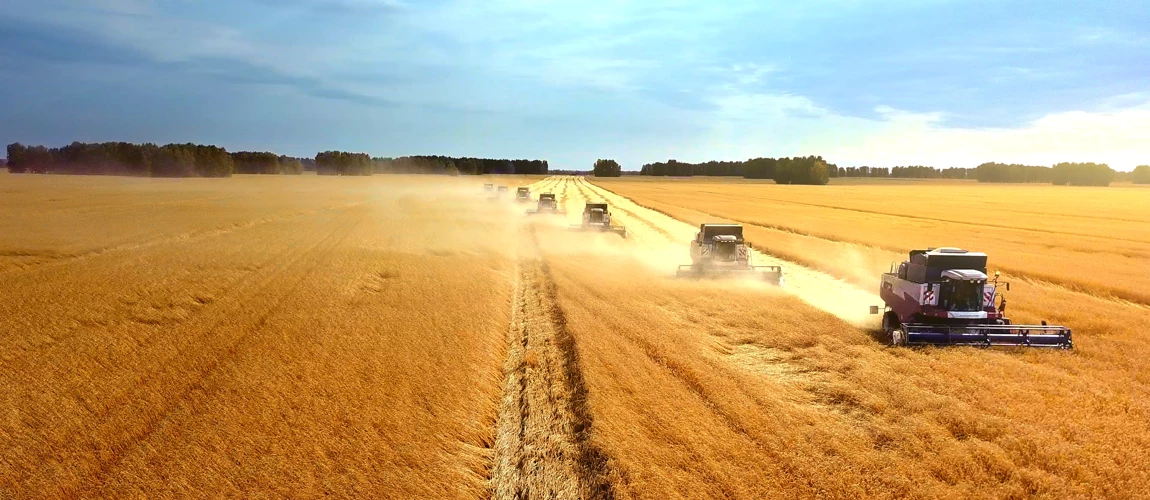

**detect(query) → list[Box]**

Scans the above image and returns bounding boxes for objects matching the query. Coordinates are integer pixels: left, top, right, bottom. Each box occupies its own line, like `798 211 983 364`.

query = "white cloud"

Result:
657 81 1150 171
803 101 1150 170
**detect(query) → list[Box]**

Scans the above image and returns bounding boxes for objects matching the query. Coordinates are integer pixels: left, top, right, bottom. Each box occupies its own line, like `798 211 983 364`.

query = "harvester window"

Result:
943 280 983 312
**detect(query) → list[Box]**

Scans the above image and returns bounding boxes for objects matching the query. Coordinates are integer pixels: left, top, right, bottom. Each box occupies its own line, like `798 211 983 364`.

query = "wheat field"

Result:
2 173 1148 498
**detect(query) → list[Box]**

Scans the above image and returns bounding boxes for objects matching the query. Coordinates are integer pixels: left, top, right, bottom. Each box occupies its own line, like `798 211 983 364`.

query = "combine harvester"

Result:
515 187 531 203
569 203 627 238
873 247 1072 348
677 224 782 284
526 193 567 215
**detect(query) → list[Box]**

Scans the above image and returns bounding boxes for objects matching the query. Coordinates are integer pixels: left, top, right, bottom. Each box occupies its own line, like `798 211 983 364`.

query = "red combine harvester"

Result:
873 247 1072 348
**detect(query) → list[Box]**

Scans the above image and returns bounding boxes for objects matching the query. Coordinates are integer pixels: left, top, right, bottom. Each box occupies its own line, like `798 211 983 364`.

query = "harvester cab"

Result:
676 224 781 284
569 202 627 237
516 187 531 202
483 183 495 192
526 193 566 215
876 247 1071 348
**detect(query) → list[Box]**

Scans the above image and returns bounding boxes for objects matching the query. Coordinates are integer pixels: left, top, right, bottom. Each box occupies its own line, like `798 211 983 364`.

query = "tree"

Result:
6 143 27 173
593 159 622 177
1130 165 1149 184
804 158 831 185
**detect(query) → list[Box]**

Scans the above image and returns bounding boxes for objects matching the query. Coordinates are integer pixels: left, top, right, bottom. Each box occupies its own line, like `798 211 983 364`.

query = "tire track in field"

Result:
490 223 614 500
577 178 883 325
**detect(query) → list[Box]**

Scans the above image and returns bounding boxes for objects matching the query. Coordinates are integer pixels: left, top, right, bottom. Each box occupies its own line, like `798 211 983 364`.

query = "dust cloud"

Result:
575 178 884 327
402 175 883 328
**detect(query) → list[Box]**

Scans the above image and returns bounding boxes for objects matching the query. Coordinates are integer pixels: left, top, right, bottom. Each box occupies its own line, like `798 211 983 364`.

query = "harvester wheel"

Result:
882 312 907 347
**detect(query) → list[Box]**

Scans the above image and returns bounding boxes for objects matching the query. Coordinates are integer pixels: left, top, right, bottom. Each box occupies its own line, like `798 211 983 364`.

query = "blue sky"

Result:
1 0 1148 169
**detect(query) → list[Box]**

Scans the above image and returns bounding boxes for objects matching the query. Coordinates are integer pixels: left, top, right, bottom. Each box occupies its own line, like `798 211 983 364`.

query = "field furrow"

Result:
490 224 614 500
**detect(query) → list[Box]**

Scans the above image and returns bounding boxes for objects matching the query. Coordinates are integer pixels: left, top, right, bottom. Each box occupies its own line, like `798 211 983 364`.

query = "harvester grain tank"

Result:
873 247 1072 348
570 203 627 237
526 193 567 215
677 224 782 284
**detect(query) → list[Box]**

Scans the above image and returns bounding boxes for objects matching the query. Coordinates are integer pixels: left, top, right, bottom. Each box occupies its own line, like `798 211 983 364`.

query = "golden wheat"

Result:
0 174 526 498
3 172 1147 499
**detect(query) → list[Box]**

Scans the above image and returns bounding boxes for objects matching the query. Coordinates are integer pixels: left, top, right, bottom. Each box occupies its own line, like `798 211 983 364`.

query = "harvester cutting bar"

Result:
902 324 1072 349
676 265 782 284
569 224 627 235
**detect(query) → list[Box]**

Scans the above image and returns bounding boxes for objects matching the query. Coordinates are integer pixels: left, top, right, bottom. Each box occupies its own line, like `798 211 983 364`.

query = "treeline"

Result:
6 141 237 177
640 156 833 185
5 141 548 178
232 152 305 175
1051 162 1114 186
975 162 1120 185
634 156 1142 186
838 165 974 179
742 157 831 185
5 141 315 177
639 159 752 177
314 151 373 176
973 163 1051 183
368 156 549 176
593 159 622 177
